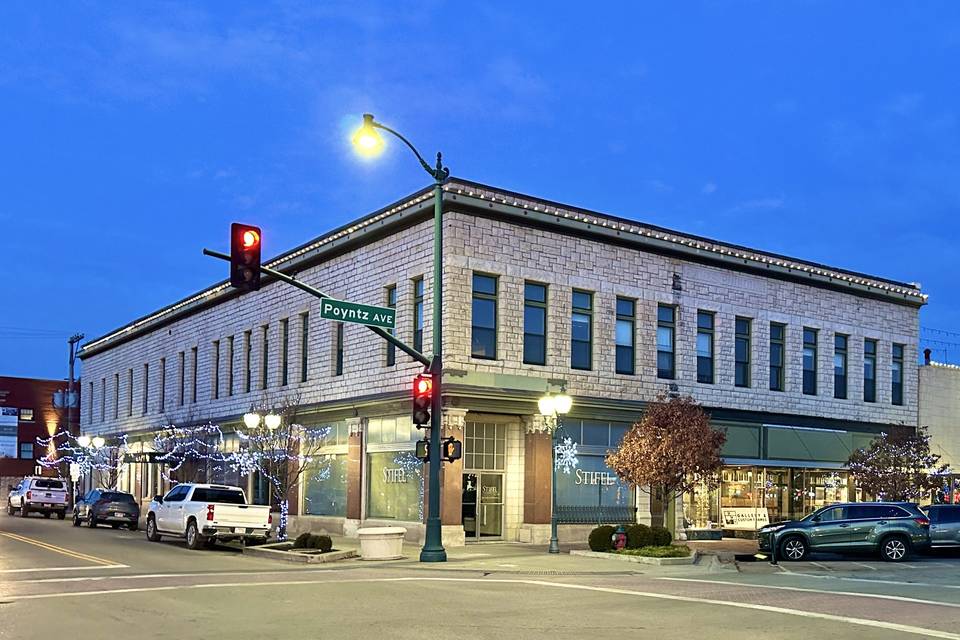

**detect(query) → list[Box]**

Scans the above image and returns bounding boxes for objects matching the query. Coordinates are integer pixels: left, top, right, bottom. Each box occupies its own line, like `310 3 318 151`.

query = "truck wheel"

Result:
20 504 29 518
57 511 66 520
87 513 97 528
185 520 204 550
146 517 161 542
72 512 81 527
6 502 12 516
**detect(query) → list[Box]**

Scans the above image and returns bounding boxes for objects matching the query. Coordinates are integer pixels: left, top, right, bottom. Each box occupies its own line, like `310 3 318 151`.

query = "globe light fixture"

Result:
243 412 261 429
91 436 106 449
76 435 91 448
538 394 556 417
351 113 384 157
553 390 573 415
264 413 282 430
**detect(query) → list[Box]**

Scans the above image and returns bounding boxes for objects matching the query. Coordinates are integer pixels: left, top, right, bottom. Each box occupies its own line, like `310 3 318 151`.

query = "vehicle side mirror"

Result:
153 495 163 504
811 516 821 523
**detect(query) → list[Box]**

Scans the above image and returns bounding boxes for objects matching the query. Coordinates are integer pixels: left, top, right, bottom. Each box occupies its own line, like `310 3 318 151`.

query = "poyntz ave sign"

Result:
319 298 396 329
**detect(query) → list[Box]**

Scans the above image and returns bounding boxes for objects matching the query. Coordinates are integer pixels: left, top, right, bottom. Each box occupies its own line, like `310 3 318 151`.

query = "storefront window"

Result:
683 478 719 529
556 455 633 509
303 455 347 516
367 451 423 521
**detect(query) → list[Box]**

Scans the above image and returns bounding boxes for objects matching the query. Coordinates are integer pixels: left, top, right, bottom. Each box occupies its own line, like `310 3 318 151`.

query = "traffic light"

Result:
412 373 432 428
230 223 262 292
441 436 462 462
415 438 430 462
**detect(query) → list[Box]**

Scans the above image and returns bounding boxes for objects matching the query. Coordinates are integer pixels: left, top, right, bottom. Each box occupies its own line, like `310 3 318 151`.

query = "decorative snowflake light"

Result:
555 437 579 474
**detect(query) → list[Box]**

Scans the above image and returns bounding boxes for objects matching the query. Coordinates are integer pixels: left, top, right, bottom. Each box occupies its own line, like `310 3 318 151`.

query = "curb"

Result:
242 544 358 564
570 549 699 566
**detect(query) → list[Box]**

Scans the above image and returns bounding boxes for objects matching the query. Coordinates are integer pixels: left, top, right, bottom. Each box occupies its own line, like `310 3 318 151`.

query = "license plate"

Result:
43 503 52 508
234 527 245 534
114 512 124 517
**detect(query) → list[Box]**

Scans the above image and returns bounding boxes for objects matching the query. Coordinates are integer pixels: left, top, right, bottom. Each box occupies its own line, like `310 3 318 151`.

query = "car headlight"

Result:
763 524 787 533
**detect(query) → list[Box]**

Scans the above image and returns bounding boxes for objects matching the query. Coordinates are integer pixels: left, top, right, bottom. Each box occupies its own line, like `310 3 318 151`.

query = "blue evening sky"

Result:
1 1 958 379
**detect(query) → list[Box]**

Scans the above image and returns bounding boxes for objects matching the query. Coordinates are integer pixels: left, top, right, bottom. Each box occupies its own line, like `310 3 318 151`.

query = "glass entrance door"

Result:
462 472 503 541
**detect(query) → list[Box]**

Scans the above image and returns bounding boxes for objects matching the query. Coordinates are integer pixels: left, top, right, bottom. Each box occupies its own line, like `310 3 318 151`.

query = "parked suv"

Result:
6 476 69 519
73 489 140 530
758 502 930 562
923 504 960 549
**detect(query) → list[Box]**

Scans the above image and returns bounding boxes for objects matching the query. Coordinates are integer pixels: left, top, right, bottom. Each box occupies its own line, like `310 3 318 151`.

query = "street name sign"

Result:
319 298 396 329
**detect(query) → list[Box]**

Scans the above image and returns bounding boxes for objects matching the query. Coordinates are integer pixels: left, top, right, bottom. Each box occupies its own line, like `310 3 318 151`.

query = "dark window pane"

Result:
524 282 546 303
572 291 591 310
524 306 545 335
835 375 847 399
770 344 783 367
616 345 634 375
473 298 496 329
571 313 591 342
893 344 904 359
835 335 847 350
735 318 750 335
864 340 876 355
472 329 497 359
697 357 713 384
735 362 749 387
581 422 609 446
770 324 784 341
615 319 633 347
697 312 713 330
616 298 634 317
657 351 675 379
735 338 749 362
656 326 673 352
572 341 591 370
657 306 674 323
523 336 546 365
610 423 629 445
473 274 497 295
803 328 817 344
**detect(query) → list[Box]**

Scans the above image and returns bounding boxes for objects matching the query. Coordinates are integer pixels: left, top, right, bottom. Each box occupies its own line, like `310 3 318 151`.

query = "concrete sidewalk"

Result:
319 535 735 575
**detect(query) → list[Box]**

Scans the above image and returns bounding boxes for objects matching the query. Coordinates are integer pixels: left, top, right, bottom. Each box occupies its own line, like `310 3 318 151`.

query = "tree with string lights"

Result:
847 426 950 501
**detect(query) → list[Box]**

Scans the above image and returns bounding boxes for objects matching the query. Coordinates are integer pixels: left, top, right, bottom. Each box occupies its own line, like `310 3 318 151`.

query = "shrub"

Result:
616 545 691 558
588 525 616 552
292 532 333 552
292 532 312 549
650 525 672 546
625 524 652 549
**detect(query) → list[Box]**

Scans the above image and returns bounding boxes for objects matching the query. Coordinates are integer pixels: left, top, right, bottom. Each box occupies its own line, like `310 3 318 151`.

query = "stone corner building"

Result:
79 179 924 544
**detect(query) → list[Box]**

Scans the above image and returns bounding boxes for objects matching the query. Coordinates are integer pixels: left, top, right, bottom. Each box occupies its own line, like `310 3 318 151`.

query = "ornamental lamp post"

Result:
352 113 450 563
539 387 573 554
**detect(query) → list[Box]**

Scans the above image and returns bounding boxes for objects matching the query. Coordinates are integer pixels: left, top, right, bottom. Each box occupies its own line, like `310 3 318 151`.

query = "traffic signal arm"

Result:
202 247 430 367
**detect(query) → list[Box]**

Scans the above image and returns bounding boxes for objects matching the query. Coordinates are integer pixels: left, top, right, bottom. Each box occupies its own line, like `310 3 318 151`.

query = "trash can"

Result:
357 526 407 560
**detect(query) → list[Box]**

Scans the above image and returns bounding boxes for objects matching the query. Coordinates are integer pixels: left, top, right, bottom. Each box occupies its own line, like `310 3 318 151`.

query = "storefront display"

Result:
303 455 347 516
367 450 424 521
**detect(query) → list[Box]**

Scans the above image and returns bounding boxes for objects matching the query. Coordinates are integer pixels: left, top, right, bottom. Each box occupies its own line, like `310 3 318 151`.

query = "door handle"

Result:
838 523 850 528
878 521 887 525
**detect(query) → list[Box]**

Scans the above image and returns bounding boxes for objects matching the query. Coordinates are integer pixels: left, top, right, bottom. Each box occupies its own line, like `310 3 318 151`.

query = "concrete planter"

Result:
685 528 723 541
242 542 357 564
358 526 406 560
570 549 698 566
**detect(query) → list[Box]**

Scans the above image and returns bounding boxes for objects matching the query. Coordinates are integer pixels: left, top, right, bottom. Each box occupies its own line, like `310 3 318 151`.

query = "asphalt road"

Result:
3 512 960 640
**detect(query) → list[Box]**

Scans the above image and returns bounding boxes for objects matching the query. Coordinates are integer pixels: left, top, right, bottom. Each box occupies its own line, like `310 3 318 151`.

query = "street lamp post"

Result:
353 114 449 563
539 388 573 554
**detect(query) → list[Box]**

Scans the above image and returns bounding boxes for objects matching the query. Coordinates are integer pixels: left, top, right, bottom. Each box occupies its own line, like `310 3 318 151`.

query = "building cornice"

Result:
80 178 925 359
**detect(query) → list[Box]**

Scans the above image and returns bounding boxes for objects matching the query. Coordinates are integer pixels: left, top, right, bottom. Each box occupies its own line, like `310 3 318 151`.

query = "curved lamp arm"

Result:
367 115 450 184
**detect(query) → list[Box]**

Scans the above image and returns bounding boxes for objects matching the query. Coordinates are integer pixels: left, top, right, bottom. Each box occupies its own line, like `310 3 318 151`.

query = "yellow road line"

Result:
0 531 119 566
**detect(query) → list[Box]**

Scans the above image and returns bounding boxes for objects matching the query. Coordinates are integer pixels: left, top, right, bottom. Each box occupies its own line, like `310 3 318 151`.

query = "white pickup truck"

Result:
6 476 69 519
146 483 271 550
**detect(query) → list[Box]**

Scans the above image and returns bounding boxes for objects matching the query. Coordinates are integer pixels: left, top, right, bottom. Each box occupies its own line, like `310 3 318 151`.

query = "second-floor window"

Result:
142 363 149 415
159 359 166 412
802 328 818 395
472 274 498 359
260 325 269 390
127 368 133 417
114 373 120 418
615 297 635 375
280 318 289 386
657 305 675 379
523 282 547 365
770 323 785 391
178 352 185 406
190 347 198 403
834 334 848 399
413 278 425 353
864 338 877 402
100 377 106 423
892 343 904 406
300 313 310 382
227 336 235 396
212 340 220 399
571 290 592 370
735 317 751 388
335 323 344 376
386 286 397 366
696 311 714 384
244 330 252 393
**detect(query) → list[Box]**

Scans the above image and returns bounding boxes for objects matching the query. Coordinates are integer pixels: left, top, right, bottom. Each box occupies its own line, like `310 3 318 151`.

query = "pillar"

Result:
345 417 364 522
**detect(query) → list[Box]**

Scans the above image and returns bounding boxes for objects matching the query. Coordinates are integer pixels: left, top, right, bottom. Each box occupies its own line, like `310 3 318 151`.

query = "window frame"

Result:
615 297 636 375
260 325 269 390
834 334 848 399
570 289 593 371
864 338 878 403
280 318 289 386
802 327 818 396
696 310 715 384
523 281 548 366
300 313 310 383
656 304 676 380
892 343 904 406
142 363 149 415
735 317 751 388
413 277 425 353
769 322 786 392
471 273 499 360
212 339 221 399
335 322 344 376
385 285 397 366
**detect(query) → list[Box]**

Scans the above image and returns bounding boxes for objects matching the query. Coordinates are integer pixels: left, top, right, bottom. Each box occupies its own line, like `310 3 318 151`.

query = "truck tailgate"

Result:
210 504 270 528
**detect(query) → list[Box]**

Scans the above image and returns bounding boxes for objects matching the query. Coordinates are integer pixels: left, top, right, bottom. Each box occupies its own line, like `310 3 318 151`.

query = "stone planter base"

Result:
242 542 358 564
685 528 723 541
570 549 698 566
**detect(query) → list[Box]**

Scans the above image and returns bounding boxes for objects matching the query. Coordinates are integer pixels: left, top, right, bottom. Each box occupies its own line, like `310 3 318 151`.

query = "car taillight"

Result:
206 504 215 521
268 513 273 525
915 517 930 527
26 491 31 500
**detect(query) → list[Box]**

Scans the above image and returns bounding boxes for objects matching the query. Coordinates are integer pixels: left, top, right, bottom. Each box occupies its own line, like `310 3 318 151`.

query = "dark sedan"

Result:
73 489 140 530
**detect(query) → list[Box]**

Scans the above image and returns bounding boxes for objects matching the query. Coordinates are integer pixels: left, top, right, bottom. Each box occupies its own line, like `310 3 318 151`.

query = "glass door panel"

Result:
462 473 478 539
478 473 503 539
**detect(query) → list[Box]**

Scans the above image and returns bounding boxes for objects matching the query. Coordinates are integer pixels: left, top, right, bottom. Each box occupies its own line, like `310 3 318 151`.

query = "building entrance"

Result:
462 472 504 540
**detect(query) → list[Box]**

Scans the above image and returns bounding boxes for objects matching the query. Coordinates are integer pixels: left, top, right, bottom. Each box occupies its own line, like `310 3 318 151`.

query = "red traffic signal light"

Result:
230 222 262 292
412 373 432 427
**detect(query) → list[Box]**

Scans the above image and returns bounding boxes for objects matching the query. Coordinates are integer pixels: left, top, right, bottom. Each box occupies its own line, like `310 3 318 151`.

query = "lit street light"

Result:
539 386 573 554
352 113 450 563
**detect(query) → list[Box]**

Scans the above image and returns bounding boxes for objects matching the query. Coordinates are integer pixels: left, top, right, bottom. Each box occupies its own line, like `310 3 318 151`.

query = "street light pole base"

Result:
419 548 448 563
548 540 560 554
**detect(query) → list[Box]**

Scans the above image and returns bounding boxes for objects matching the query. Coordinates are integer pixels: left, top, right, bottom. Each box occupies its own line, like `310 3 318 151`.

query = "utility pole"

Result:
67 333 84 437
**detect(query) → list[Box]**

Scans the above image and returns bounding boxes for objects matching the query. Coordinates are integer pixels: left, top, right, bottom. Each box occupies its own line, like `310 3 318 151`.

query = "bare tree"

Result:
848 426 951 501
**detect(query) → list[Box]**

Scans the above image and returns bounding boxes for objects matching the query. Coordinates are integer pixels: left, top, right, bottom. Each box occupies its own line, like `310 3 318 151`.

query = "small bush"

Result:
292 532 333 552
650 525 672 546
625 524 652 549
616 545 691 558
588 525 616 552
